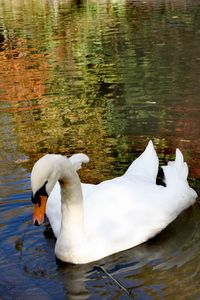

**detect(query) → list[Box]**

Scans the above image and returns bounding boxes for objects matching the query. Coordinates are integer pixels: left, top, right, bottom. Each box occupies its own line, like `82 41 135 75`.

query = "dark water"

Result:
0 0 200 299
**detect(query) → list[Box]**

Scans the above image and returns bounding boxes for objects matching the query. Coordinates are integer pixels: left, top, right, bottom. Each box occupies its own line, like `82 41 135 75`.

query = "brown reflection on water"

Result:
0 38 49 111
157 97 200 178
0 1 199 179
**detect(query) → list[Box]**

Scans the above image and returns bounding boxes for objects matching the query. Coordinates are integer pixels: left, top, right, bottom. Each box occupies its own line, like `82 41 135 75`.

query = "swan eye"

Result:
32 180 48 206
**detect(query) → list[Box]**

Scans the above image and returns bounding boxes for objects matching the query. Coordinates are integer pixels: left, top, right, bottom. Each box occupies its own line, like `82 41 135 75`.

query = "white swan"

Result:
31 141 197 264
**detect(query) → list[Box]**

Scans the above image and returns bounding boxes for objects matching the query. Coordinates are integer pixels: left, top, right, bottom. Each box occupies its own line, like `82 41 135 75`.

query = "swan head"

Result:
31 154 62 226
31 153 89 226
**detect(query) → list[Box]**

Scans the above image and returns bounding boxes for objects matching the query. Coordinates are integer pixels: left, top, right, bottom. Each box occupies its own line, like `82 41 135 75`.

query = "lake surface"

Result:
0 0 200 299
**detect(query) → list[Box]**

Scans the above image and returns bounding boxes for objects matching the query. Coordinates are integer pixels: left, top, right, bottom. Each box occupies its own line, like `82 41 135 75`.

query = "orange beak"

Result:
33 195 47 225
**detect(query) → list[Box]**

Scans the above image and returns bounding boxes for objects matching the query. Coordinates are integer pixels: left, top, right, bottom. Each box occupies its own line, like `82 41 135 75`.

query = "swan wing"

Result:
124 140 158 183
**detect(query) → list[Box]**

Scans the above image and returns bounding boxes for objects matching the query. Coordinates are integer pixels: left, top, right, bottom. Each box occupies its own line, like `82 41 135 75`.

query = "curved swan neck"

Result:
54 156 84 224
59 166 84 232
57 158 83 205
55 156 86 260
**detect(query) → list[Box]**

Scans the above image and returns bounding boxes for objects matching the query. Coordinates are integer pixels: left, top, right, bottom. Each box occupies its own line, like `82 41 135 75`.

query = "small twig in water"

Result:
94 265 134 299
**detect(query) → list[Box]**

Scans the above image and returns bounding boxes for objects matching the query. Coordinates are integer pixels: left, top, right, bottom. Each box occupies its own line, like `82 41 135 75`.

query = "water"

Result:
0 0 200 299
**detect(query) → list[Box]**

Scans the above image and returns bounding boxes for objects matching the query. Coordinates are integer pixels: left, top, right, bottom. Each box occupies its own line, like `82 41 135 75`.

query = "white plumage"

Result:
31 141 197 264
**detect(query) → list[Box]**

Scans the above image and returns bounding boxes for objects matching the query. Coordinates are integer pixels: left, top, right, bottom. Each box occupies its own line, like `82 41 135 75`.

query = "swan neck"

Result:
57 158 85 244
57 157 83 205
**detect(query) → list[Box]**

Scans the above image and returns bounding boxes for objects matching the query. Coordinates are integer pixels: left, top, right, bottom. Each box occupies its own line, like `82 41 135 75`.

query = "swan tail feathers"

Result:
69 153 89 171
162 148 189 186
125 140 159 183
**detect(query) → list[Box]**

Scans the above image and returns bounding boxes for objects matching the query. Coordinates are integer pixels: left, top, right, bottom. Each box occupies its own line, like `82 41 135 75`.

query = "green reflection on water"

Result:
0 0 199 182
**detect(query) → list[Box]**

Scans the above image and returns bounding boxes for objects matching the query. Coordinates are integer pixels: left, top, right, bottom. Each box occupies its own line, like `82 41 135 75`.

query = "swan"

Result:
31 141 197 264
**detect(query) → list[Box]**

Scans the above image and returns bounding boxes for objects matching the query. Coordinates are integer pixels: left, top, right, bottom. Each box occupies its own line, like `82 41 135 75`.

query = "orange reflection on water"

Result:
0 38 49 112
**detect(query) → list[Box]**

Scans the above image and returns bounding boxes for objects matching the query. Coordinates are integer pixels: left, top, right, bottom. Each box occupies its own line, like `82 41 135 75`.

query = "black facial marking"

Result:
32 180 48 205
